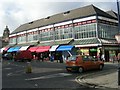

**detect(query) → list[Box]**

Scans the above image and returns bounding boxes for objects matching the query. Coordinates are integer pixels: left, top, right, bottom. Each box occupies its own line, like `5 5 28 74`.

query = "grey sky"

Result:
0 0 119 36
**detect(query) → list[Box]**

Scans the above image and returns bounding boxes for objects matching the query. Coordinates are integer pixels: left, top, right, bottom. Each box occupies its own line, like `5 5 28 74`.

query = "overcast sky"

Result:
0 0 119 36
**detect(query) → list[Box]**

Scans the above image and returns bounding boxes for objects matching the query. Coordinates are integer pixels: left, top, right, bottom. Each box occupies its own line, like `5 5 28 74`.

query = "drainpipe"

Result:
96 15 99 39
26 30 28 43
53 24 55 43
16 33 17 45
72 20 75 39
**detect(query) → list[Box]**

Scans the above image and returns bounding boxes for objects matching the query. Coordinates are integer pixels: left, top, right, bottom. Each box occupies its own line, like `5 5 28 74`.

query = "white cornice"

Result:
39 25 54 30
73 16 96 23
54 21 72 27
98 16 118 23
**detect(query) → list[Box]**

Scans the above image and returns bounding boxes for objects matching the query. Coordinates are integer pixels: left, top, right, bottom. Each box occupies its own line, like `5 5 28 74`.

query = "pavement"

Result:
76 62 120 89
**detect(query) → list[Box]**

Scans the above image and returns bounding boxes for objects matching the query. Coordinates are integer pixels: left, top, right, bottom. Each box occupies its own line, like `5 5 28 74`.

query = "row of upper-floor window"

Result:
9 19 118 44
98 23 118 39
9 23 97 44
9 24 118 44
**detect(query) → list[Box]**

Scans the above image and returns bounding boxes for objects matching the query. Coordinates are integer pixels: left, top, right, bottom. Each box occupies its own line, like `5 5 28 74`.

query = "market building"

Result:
5 5 119 62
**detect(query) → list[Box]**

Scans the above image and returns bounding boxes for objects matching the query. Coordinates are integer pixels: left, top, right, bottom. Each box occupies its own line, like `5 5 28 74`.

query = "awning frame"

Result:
49 45 59 52
36 46 51 53
56 45 74 51
7 46 21 52
19 46 30 51
28 46 39 52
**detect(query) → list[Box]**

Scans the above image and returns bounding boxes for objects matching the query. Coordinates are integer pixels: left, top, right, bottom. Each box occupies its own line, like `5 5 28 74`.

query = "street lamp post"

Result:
116 0 120 86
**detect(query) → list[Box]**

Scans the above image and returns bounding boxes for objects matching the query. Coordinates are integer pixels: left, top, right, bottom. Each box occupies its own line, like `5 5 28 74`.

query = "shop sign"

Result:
81 49 89 52
80 48 89 55
90 48 97 52
104 47 120 50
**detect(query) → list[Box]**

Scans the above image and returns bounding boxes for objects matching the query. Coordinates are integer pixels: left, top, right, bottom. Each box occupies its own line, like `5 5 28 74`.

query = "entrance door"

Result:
105 50 109 62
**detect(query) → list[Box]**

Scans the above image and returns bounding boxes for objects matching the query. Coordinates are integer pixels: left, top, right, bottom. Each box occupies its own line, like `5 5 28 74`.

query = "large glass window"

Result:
74 23 96 39
98 23 118 39
63 27 73 39
40 29 54 41
17 35 26 44
54 26 73 40
9 37 16 44
54 29 59 40
28 33 38 42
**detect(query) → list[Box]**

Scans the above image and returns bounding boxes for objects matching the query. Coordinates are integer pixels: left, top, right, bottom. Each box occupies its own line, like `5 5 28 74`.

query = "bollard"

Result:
25 62 32 73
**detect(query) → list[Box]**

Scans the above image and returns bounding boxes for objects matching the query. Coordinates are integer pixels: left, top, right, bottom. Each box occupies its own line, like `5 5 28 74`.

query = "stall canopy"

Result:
36 46 51 53
56 45 74 51
0 48 4 53
7 47 15 52
7 46 21 52
12 46 21 52
0 47 9 53
28 46 39 52
19 46 30 51
4 47 9 51
49 45 59 52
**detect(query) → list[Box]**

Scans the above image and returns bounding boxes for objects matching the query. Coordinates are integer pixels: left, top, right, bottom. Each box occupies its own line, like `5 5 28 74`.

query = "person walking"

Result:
110 51 116 63
101 54 105 62
50 54 54 62
112 52 116 63
40 53 44 62
117 53 120 63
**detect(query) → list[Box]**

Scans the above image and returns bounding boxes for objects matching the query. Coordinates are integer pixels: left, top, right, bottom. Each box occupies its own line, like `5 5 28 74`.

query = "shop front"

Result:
76 47 99 56
103 46 119 62
36 46 51 61
75 46 103 62
49 45 59 62
56 45 76 63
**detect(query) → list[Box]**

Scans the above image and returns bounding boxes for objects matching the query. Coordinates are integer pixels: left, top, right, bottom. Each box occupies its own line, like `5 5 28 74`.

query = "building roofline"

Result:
11 4 117 34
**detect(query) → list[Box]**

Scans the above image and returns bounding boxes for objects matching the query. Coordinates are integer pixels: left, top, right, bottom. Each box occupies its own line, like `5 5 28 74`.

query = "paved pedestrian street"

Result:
2 60 120 89
25 73 72 81
2 60 83 89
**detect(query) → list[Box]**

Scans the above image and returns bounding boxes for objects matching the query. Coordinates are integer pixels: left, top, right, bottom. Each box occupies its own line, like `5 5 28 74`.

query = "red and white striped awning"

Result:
19 46 30 51
0 47 9 53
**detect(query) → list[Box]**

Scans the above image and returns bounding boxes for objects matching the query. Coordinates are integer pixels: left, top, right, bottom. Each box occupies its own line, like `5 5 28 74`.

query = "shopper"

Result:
117 53 120 63
50 55 54 62
40 53 44 62
101 54 105 62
